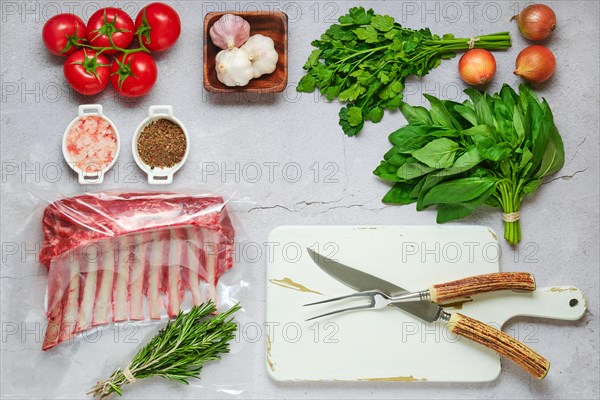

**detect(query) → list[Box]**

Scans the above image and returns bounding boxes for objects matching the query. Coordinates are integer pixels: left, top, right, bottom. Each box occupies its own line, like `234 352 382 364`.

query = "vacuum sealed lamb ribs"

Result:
38 191 236 350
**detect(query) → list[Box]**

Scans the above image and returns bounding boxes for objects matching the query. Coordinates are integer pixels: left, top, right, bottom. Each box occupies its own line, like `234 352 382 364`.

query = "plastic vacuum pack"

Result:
39 191 238 350
2 188 252 398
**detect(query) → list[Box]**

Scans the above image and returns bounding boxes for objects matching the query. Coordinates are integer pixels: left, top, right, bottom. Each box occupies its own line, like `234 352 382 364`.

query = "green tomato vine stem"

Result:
74 24 150 56
78 42 149 55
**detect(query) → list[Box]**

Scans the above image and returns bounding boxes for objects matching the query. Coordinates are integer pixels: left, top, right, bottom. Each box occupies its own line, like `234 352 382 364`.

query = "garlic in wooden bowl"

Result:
203 11 288 93
209 14 250 50
242 34 278 78
215 47 254 87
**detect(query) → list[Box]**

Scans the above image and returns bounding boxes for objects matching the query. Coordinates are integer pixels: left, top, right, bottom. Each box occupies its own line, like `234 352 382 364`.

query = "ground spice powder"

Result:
137 119 186 169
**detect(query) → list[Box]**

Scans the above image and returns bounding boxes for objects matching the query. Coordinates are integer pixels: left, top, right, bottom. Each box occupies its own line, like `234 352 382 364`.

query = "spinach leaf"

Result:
465 88 495 127
422 177 497 207
399 102 433 125
426 127 460 138
438 147 482 176
397 162 436 180
500 84 517 112
373 161 402 181
527 97 549 170
388 125 431 150
533 103 565 178
411 177 426 198
374 84 565 244
415 173 447 211
387 152 412 167
409 138 460 168
383 182 417 204
462 125 493 138
424 94 462 131
513 106 525 142
454 104 479 126
436 185 497 223
473 134 511 162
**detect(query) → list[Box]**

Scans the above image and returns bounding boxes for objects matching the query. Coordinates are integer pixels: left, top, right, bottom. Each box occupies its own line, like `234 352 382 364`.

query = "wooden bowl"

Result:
203 11 288 93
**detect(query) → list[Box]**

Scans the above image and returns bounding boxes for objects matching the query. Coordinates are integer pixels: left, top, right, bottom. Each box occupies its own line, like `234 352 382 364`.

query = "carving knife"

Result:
306 248 550 379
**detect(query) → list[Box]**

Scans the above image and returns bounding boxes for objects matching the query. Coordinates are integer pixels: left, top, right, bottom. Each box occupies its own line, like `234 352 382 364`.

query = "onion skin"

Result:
458 49 497 86
514 45 556 83
511 4 556 41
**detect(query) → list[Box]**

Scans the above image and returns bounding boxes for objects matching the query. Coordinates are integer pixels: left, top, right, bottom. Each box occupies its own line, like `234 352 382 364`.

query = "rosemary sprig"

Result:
88 301 241 399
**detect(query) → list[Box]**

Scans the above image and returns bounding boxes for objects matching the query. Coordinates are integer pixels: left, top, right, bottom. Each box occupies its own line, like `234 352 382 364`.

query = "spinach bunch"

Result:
374 84 564 244
297 7 511 136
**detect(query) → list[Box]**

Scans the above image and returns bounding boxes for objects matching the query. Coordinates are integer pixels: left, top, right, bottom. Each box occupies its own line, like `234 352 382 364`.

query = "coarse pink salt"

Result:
65 116 117 173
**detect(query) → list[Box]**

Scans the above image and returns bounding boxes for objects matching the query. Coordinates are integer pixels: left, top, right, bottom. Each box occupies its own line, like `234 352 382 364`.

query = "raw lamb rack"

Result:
39 192 235 350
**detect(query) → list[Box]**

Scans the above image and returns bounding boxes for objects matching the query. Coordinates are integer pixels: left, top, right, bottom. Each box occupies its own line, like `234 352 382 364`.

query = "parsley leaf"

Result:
339 7 373 25
347 106 364 126
339 106 365 136
371 15 395 32
297 74 316 93
298 6 512 136
354 25 379 43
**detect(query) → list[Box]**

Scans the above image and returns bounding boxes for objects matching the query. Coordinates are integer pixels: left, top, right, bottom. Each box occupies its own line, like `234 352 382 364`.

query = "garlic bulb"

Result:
241 34 278 78
215 48 254 87
209 14 250 50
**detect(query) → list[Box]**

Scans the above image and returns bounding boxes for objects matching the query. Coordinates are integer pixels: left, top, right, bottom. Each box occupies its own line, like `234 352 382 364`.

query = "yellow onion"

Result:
458 49 496 86
511 4 556 41
514 45 556 83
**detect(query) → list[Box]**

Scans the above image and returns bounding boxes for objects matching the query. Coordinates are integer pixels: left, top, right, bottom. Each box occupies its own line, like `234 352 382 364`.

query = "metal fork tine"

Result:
303 292 372 307
306 304 374 321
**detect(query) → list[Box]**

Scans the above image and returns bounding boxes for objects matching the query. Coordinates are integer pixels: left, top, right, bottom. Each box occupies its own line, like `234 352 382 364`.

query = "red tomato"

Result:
64 49 111 95
86 7 135 55
42 13 86 56
111 53 158 97
135 3 181 52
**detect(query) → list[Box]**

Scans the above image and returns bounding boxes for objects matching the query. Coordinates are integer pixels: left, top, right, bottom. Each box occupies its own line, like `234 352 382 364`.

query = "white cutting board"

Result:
265 225 587 382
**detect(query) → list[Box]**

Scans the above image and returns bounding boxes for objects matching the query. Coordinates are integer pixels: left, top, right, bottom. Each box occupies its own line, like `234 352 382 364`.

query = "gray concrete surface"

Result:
1 1 598 398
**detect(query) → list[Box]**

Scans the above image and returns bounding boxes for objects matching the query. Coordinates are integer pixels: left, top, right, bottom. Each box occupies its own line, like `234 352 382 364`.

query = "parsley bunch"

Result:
374 84 564 244
88 302 240 399
297 7 512 136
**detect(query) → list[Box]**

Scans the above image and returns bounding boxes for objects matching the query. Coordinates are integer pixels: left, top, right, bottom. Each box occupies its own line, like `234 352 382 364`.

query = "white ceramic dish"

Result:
62 104 120 184
266 225 587 382
132 105 189 185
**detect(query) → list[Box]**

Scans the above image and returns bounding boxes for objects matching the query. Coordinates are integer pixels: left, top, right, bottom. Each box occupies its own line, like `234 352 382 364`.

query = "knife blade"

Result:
306 248 443 322
306 248 550 379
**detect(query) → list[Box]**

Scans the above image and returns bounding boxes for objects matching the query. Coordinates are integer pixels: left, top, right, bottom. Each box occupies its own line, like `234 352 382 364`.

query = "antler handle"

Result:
448 313 549 379
430 272 536 303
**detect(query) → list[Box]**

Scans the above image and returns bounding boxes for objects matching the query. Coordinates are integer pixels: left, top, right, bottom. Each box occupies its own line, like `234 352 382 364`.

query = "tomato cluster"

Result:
42 3 181 97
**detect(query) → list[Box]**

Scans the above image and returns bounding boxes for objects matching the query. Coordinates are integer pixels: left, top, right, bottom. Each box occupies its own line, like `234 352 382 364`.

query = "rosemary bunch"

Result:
88 302 240 399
